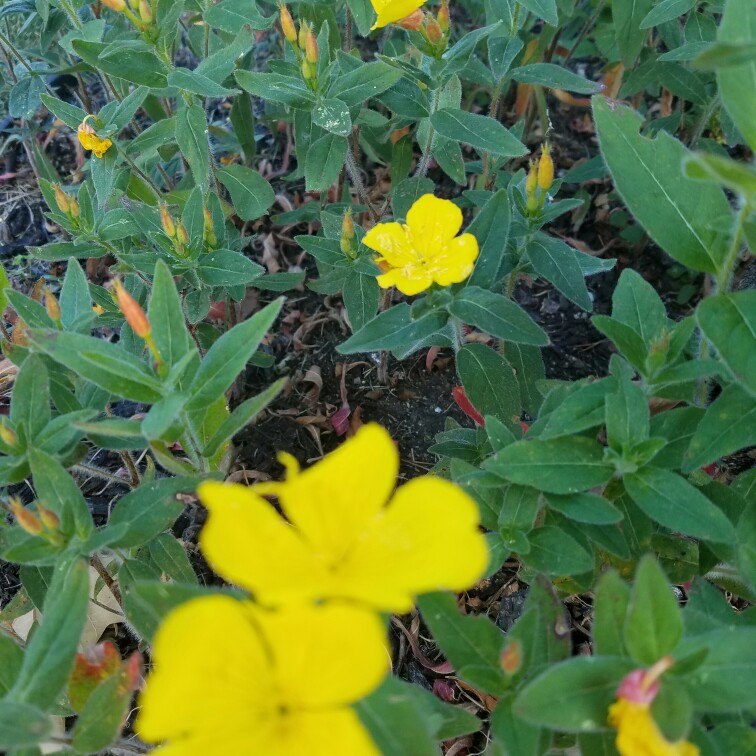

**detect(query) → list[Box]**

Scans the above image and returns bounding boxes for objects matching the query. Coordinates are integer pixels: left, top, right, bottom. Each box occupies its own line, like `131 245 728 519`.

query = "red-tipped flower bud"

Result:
160 204 176 238
397 9 425 31
426 16 443 44
305 26 318 65
113 280 151 339
53 184 70 214
10 498 44 536
437 0 450 32
279 3 298 45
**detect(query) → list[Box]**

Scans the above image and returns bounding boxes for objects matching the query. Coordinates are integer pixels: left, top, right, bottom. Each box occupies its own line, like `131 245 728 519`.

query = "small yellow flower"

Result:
362 194 479 296
608 663 699 756
77 119 113 159
370 0 426 30
138 597 386 755
198 423 488 612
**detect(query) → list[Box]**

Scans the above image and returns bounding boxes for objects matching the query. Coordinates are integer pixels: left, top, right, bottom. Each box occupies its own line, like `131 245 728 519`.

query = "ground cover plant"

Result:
0 0 754 752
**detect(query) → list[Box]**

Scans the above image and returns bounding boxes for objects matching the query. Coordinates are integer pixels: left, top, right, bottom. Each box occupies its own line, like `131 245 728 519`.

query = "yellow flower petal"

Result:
277 709 381 756
198 481 328 603
340 476 489 611
251 602 389 708
370 0 426 30
405 194 463 257
362 222 418 267
377 266 433 295
138 595 274 743
429 233 479 286
274 423 399 561
608 699 700 756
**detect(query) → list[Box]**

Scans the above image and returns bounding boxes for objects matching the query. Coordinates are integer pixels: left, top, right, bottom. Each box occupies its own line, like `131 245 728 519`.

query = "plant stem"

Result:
119 450 141 487
90 553 123 606
415 88 441 179
345 148 381 221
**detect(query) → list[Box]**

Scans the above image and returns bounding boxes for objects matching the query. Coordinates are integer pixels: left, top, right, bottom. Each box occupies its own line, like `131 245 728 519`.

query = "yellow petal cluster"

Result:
608 697 699 755
138 597 387 755
198 423 488 612
362 194 479 296
370 0 426 30
77 123 113 159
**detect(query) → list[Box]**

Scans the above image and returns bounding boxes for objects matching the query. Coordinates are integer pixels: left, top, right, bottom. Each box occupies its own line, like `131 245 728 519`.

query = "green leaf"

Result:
683 384 756 471
418 591 507 695
391 177 434 220
9 72 47 120
484 437 614 494
73 39 169 88
513 0 557 25
235 70 316 108
605 374 649 452
26 329 163 403
450 288 548 345
684 150 756 200
506 343 545 417
611 268 667 346
457 344 520 424
71 673 131 753
149 532 197 584
430 108 527 158
490 692 547 756
467 189 513 289
169 68 239 97
697 291 756 397
525 234 592 311
613 0 654 66
717 0 756 151
514 656 634 731
185 298 282 412
216 164 275 221
59 258 91 331
196 249 265 286
148 260 193 369
312 98 352 137
104 478 197 549
39 93 86 130
343 270 380 333
230 92 256 164
305 133 347 192
338 303 448 354
0 633 23 695
624 466 736 542
203 0 275 31
624 556 683 664
546 492 623 525
8 559 89 710
641 0 697 28
592 315 648 371
593 569 630 656
511 63 603 93
328 61 403 107
11 354 50 441
175 102 210 186
0 701 52 750
593 97 730 273
522 526 594 575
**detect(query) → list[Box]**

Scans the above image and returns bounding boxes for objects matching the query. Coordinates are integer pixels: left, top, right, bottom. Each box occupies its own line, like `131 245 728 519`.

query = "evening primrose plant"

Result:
0 0 755 753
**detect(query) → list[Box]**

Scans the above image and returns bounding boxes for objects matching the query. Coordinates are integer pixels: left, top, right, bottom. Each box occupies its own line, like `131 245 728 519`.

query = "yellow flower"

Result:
370 0 426 30
608 664 699 756
77 120 113 159
197 423 488 612
362 194 479 296
138 597 386 755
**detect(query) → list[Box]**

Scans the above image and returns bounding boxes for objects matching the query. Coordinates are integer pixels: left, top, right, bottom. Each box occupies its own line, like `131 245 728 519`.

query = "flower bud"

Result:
397 9 425 31
298 21 308 51
301 59 314 82
138 0 151 22
527 193 538 212
37 503 61 531
305 26 318 65
525 159 538 197
340 209 357 258
279 3 298 45
203 207 217 248
426 17 443 44
437 0 450 32
538 142 554 192
113 280 151 339
176 221 189 247
0 420 17 447
12 319 29 346
54 184 70 214
45 289 62 323
160 204 176 239
101 0 127 10
10 498 44 536
69 197 80 218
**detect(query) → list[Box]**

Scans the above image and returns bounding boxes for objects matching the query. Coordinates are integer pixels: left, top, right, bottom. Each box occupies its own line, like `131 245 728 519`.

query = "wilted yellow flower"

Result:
608 662 699 756
138 597 386 755
371 0 426 30
362 194 478 296
198 423 488 612
77 119 112 159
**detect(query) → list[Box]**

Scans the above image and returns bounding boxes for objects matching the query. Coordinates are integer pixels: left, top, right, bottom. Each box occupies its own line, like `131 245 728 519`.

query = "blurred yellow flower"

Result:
198 423 488 612
608 665 699 756
370 0 426 30
77 120 112 158
362 194 479 296
139 597 386 755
